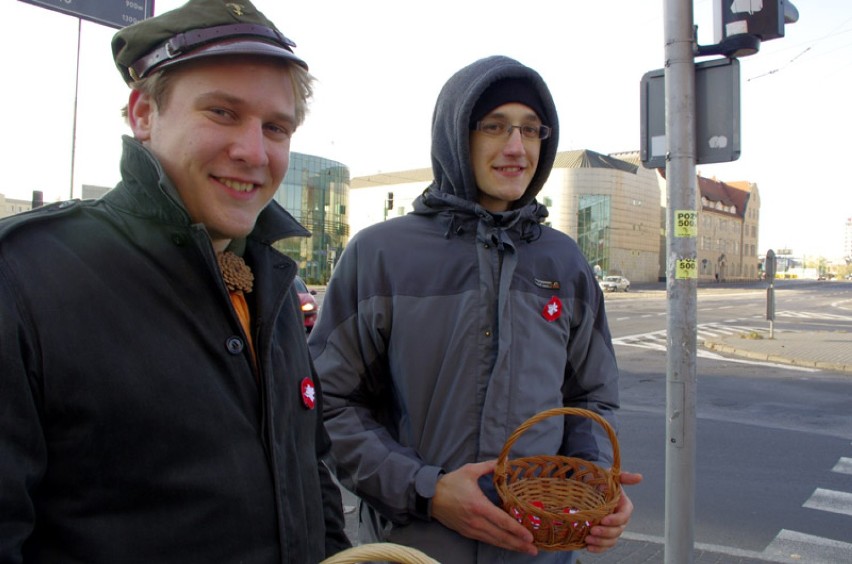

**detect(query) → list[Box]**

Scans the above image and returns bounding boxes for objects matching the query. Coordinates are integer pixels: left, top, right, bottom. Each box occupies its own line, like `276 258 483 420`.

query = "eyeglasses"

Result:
473 120 552 140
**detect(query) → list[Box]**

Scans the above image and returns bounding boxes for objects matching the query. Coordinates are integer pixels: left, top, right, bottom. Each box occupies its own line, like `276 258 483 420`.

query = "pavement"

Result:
614 280 852 375
700 327 852 374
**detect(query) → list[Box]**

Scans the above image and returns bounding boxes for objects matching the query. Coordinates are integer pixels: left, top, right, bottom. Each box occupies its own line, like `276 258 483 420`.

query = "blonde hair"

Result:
122 57 314 126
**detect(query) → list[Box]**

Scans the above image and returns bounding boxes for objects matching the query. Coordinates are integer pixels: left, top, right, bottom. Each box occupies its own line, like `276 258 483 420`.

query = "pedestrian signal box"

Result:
714 0 799 45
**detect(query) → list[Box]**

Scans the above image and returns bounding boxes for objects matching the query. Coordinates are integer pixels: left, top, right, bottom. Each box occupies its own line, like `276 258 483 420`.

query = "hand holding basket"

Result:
493 407 622 551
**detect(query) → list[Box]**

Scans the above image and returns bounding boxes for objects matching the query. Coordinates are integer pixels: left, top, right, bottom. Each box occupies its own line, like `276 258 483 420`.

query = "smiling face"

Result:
469 102 542 212
128 56 297 251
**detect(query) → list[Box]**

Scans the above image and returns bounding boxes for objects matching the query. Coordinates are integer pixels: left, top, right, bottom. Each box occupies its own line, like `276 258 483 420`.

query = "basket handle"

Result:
496 407 621 477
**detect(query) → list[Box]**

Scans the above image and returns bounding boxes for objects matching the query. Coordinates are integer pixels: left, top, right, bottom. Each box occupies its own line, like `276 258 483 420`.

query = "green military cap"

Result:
112 0 307 84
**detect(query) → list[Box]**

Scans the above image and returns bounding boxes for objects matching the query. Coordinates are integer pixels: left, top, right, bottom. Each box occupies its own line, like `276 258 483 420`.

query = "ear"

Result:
127 89 154 141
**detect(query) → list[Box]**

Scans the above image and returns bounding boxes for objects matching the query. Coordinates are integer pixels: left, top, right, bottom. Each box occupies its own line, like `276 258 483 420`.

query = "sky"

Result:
1 0 850 259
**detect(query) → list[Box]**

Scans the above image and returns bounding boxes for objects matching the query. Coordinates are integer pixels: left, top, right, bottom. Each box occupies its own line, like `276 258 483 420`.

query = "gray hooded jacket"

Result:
309 56 620 563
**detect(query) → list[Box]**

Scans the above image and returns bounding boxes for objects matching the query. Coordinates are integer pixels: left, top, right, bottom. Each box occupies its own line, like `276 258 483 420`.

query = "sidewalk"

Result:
701 328 852 374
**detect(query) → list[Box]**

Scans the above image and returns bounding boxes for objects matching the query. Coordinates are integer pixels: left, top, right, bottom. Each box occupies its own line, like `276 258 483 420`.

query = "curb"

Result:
701 340 852 374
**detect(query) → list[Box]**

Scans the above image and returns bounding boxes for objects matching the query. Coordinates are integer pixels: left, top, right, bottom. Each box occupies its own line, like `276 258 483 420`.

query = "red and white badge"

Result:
542 296 563 322
300 377 316 410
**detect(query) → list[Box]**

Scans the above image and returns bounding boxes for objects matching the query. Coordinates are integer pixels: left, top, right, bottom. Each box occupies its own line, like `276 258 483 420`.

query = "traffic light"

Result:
710 0 799 57
387 192 394 210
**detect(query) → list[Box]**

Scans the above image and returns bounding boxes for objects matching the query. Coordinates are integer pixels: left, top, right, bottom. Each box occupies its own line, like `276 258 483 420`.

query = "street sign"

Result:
19 0 154 29
640 58 741 169
765 249 777 281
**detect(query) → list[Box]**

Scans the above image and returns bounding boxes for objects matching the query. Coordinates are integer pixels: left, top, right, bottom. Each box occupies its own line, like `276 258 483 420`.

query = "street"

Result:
580 280 852 562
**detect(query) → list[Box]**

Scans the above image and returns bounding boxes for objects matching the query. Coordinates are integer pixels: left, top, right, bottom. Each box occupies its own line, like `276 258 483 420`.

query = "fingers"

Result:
465 459 498 478
463 500 539 555
431 462 538 555
584 490 635 553
619 471 644 486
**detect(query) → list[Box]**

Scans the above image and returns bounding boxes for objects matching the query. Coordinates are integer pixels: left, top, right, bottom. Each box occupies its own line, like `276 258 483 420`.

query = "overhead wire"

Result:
747 16 852 81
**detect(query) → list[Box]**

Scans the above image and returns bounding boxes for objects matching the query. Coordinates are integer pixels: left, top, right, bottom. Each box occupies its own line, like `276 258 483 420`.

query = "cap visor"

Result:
158 38 308 73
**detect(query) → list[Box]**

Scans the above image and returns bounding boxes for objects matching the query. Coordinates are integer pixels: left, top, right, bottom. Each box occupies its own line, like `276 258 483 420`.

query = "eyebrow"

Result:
196 91 296 125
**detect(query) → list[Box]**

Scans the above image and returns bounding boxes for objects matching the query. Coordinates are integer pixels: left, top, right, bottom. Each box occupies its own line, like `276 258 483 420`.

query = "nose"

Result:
502 128 527 156
230 120 269 167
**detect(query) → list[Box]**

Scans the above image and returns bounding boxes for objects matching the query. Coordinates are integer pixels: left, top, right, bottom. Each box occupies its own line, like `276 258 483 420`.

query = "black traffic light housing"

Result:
696 0 799 58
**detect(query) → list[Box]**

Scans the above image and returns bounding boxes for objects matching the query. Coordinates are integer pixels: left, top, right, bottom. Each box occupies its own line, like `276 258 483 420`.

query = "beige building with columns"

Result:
349 149 762 284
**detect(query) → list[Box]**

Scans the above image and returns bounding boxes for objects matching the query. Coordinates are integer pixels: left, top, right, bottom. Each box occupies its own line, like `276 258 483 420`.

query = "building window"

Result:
272 153 351 284
577 195 611 272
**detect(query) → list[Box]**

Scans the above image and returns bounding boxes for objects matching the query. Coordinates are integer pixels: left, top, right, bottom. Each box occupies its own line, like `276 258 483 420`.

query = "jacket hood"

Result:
427 55 559 210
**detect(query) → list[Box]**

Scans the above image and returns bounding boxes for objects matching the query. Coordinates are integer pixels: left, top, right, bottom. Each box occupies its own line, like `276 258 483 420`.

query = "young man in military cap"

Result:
0 1 350 561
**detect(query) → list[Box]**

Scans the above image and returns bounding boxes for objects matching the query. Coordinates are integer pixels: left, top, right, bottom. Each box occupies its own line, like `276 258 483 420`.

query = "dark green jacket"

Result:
0 136 349 563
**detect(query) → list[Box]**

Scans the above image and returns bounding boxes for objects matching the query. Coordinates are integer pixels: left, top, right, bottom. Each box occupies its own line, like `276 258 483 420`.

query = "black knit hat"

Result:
112 0 307 84
469 77 548 127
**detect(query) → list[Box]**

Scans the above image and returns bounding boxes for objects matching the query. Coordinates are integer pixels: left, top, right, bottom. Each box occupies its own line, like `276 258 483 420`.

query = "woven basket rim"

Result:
319 542 440 564
495 407 621 475
492 407 623 550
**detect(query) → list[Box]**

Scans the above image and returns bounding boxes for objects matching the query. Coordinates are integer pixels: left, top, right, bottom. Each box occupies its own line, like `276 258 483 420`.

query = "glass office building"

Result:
577 194 612 274
273 152 350 284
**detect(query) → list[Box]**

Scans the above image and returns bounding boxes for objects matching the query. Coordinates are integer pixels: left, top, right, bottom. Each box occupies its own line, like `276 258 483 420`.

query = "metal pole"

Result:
663 0 697 562
69 17 82 200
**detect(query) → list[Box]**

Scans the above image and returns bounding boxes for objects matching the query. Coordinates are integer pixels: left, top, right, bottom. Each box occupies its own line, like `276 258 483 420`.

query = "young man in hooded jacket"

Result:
0 1 349 561
309 56 641 563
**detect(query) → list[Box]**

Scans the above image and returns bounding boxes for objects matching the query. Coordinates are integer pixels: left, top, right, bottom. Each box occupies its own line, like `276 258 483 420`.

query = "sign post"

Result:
18 0 156 198
765 249 777 338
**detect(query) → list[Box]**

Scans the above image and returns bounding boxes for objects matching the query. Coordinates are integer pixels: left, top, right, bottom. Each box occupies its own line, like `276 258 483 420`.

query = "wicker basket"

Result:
493 407 622 551
319 542 440 564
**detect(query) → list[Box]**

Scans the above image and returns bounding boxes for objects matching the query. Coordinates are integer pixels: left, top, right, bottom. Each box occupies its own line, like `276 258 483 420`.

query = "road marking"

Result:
618 531 775 561
763 529 852 564
696 348 820 372
777 310 852 321
803 488 852 517
619 530 852 563
612 323 820 372
832 457 852 475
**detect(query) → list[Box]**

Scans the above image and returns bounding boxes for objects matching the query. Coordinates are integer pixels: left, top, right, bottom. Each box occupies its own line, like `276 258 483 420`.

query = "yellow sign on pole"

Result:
674 210 698 238
676 258 697 279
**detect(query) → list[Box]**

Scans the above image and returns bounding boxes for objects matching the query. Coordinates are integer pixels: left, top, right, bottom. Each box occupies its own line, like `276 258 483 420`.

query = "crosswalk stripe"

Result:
803 488 852 517
612 323 776 348
763 529 852 563
832 457 852 475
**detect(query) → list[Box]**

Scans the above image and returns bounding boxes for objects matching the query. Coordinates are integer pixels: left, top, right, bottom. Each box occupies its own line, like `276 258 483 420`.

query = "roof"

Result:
351 168 432 190
350 149 642 189
698 176 750 218
553 150 638 174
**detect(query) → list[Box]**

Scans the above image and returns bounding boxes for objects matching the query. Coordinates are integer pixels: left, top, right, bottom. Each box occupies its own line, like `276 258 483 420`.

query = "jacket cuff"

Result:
411 465 444 521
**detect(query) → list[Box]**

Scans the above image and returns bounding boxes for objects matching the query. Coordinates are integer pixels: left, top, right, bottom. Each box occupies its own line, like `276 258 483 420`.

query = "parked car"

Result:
294 275 319 333
599 275 630 293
